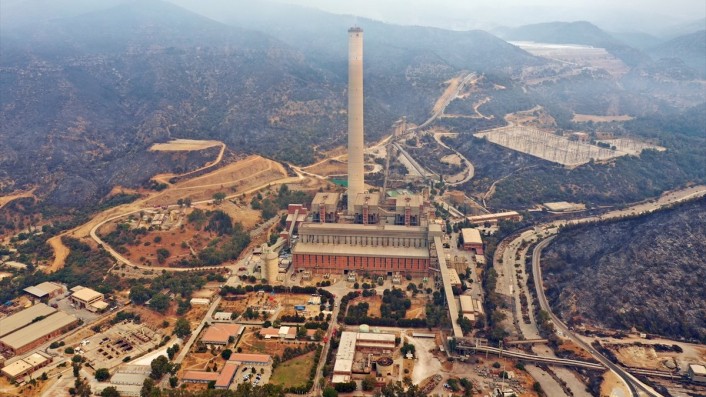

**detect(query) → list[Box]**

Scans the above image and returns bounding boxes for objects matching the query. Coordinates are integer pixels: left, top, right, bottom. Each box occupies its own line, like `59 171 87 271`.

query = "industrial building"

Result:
459 295 484 322
70 287 108 312
0 311 79 355
0 303 57 338
461 228 484 254
1 352 52 381
332 331 396 383
23 282 65 301
200 324 243 345
288 27 445 278
467 211 522 226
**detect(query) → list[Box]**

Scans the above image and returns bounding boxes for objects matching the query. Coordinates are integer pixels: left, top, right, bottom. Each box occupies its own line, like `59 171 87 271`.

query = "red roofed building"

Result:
182 371 219 384
228 353 272 366
215 363 239 389
201 324 243 345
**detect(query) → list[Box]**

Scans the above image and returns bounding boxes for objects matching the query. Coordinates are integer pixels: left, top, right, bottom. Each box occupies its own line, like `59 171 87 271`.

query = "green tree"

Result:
362 375 376 391
213 192 227 204
94 368 110 382
100 387 120 397
140 378 156 397
174 317 191 338
150 355 172 380
130 284 152 305
149 293 170 313
322 387 338 397
221 349 233 360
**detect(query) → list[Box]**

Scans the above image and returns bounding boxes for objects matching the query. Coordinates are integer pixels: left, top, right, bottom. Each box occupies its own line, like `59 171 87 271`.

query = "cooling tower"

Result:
347 27 365 215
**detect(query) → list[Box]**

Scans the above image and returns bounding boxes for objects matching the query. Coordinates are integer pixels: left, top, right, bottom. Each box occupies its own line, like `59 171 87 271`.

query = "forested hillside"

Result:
542 198 706 342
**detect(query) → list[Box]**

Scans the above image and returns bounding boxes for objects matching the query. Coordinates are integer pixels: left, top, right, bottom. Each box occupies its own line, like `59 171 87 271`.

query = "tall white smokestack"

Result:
347 27 364 215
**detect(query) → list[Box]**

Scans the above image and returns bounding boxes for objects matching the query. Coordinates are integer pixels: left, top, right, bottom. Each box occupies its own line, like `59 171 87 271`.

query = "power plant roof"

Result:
293 242 429 259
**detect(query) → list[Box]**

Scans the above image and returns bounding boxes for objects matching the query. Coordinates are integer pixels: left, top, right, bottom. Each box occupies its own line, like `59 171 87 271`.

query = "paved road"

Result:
174 296 222 365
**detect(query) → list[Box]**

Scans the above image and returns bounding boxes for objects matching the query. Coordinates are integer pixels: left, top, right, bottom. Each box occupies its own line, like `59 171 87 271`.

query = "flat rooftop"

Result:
353 192 381 207
468 211 520 221
299 222 427 236
71 287 102 302
690 364 706 376
461 228 483 244
334 332 357 374
201 324 243 343
394 194 423 208
312 192 340 206
228 353 271 364
0 311 78 349
0 303 57 338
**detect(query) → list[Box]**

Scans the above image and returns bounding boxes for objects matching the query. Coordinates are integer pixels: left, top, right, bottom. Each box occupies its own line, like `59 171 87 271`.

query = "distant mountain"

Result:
657 18 706 39
0 0 345 205
496 21 650 67
0 0 543 207
609 31 661 50
648 30 706 77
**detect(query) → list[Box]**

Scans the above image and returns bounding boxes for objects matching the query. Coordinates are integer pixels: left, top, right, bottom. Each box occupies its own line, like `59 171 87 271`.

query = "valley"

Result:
0 2 704 397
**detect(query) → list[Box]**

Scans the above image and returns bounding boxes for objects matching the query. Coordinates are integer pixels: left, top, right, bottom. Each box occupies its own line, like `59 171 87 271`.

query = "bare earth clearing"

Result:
149 139 223 151
0 188 36 209
572 114 634 123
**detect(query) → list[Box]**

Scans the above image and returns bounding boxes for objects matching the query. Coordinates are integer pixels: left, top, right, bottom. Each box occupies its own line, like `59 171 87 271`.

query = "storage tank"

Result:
376 356 394 377
262 244 279 284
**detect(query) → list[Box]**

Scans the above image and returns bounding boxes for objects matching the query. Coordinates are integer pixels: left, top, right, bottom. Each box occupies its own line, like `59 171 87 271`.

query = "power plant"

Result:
290 27 444 278
347 27 365 215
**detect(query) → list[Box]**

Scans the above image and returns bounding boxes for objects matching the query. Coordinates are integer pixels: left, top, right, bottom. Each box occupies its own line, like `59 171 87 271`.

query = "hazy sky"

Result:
278 0 706 32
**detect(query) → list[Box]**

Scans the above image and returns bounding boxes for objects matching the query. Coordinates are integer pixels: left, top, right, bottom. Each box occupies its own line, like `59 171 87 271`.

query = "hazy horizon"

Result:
260 0 706 33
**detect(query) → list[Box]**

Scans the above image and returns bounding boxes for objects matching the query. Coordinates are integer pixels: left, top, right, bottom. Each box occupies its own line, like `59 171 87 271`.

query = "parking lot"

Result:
50 294 102 324
230 363 271 389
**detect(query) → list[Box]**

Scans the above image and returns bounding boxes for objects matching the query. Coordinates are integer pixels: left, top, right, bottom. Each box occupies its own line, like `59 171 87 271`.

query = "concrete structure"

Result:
461 228 484 254
332 331 396 383
23 282 65 301
688 364 706 383
376 356 394 377
0 303 57 338
293 223 432 277
262 244 280 284
0 311 79 355
228 353 272 366
467 211 522 226
69 287 105 311
347 27 365 215
459 294 484 322
311 193 341 223
448 269 462 288
201 324 243 345
1 352 52 381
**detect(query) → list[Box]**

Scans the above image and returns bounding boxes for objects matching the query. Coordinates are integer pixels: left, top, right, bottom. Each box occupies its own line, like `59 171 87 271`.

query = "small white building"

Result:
190 298 210 306
688 364 706 383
